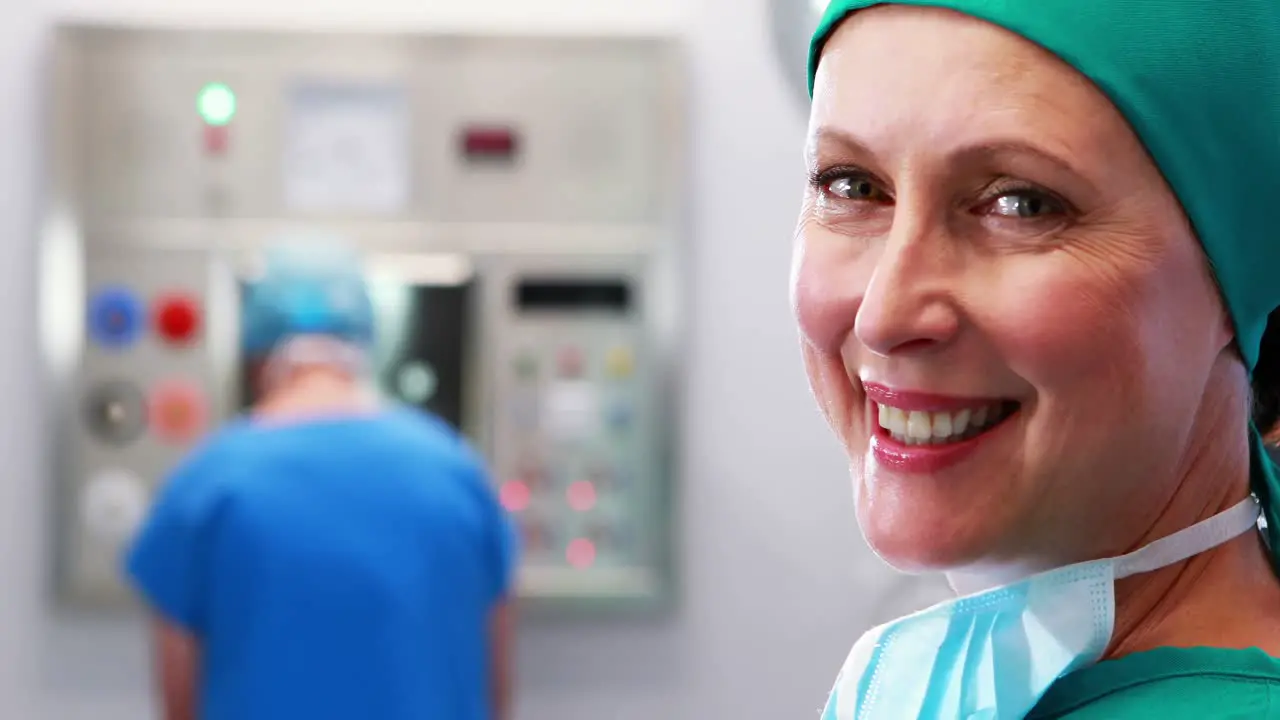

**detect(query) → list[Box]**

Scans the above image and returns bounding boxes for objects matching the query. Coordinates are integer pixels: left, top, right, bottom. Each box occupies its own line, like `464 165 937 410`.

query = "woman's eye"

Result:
989 192 1064 219
827 176 888 201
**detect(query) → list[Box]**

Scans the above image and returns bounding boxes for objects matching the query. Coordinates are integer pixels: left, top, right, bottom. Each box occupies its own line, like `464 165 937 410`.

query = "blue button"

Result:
88 287 144 349
608 403 633 431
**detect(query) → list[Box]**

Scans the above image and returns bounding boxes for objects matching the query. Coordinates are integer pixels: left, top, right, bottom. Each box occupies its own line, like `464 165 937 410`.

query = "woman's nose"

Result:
854 227 961 359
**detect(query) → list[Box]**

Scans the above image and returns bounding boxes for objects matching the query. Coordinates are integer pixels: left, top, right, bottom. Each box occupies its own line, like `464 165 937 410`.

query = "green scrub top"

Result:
1029 647 1280 718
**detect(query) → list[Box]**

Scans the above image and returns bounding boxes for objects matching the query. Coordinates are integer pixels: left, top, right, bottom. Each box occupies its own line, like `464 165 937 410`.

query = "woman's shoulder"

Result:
1029 646 1280 719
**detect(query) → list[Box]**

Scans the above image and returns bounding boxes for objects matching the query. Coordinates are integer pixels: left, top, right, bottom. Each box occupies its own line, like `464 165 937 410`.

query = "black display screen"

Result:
376 283 471 429
515 278 632 313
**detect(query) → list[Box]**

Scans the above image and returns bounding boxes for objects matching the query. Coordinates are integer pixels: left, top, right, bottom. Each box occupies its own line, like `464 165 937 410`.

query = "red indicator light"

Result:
500 481 531 512
566 481 597 512
203 125 229 156
153 293 202 346
462 126 519 161
566 538 596 569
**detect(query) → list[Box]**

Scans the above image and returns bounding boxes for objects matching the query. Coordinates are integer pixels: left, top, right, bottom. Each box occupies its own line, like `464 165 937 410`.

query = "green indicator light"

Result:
197 83 237 126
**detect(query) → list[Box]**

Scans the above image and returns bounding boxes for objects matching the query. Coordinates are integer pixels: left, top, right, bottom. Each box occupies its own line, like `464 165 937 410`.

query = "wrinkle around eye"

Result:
1056 220 1168 279
803 203 891 244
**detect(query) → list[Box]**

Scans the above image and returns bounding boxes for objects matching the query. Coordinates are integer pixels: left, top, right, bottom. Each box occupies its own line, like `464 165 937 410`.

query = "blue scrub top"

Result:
126 407 519 720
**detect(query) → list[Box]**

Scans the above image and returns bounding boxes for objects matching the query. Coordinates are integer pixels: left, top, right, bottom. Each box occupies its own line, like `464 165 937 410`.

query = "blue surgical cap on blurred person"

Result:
241 237 375 357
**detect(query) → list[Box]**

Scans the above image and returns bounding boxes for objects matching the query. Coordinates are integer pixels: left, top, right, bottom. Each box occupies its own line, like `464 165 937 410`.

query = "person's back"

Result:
125 237 517 720
128 407 516 720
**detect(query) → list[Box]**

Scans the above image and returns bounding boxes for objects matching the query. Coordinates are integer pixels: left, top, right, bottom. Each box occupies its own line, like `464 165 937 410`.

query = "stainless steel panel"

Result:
43 25 686 616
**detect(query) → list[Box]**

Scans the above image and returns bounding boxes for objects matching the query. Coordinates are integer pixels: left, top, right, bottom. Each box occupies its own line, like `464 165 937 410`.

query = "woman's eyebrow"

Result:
949 140 1083 178
808 127 1082 178
807 126 880 165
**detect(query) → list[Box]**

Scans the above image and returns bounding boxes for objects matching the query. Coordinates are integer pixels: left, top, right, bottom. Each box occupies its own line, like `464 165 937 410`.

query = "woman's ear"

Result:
1211 278 1238 350
1221 307 1237 347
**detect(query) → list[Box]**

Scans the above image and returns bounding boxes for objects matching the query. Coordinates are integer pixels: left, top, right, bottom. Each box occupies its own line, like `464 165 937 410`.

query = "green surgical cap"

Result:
809 1 1280 565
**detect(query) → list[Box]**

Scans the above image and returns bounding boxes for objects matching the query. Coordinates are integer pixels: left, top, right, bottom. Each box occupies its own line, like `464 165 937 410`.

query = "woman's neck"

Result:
1106 380 1280 659
1106 523 1280 658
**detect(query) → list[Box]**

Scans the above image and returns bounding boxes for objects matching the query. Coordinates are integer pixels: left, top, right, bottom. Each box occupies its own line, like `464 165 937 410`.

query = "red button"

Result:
153 293 202 345
148 380 207 444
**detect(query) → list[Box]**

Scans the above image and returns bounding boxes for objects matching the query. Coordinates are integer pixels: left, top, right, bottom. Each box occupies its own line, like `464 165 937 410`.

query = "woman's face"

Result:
794 6 1237 578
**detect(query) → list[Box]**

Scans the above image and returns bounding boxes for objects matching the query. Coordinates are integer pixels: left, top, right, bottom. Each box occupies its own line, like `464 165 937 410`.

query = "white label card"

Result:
543 380 600 440
284 82 411 214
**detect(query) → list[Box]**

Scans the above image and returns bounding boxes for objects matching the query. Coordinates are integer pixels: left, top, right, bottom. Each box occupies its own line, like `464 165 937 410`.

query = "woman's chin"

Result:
858 507 1000 574
854 463 1025 573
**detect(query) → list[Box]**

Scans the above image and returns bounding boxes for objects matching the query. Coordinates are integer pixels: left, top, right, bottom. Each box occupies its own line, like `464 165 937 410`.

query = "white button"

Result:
80 470 147 544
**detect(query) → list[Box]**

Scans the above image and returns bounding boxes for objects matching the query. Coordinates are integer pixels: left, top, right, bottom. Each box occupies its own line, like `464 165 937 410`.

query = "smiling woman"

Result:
795 2 1280 720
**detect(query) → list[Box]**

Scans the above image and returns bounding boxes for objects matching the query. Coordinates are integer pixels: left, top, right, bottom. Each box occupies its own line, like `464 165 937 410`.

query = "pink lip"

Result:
862 382 1006 412
870 430 998 474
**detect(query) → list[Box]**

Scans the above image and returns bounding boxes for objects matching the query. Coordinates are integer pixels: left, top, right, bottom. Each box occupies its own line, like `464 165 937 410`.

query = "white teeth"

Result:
907 411 932 441
888 408 908 437
932 412 952 439
876 402 1009 445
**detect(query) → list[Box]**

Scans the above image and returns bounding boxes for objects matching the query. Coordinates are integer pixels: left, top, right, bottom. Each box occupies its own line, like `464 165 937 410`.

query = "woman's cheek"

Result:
982 259 1147 412
792 227 877 448
792 225 878 355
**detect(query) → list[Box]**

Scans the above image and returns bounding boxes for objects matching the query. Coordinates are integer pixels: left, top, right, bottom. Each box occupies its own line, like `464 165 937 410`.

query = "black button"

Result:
84 380 147 446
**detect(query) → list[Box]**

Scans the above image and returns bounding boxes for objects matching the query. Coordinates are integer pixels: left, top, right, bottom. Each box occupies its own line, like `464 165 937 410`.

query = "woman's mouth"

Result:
862 382 1021 474
875 401 1020 446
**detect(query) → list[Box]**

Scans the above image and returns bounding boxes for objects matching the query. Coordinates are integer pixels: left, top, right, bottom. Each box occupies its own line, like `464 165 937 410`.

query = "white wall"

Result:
0 0 948 718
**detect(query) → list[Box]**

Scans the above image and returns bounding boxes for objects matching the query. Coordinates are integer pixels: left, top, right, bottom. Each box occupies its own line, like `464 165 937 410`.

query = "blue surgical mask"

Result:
822 498 1262 720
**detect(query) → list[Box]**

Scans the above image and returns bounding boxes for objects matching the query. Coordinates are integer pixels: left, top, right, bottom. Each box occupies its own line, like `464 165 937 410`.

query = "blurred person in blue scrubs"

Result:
125 239 518 720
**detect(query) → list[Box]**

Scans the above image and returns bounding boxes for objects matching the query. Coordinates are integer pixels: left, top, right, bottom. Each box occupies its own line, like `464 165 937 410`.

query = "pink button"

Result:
566 481 597 512
500 480 532 513
148 380 208 444
566 538 597 569
557 347 584 378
